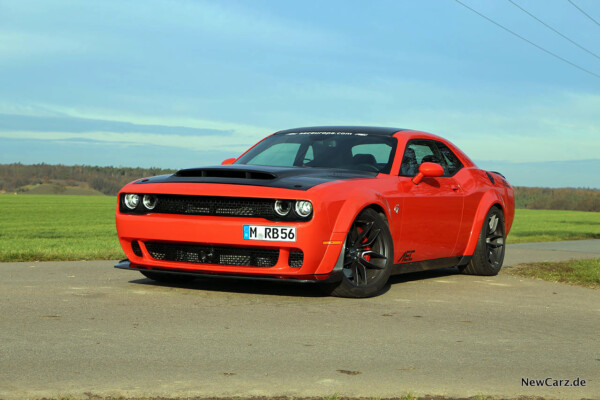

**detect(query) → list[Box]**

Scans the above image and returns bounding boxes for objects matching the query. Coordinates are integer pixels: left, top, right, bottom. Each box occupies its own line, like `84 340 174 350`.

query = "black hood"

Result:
134 165 377 191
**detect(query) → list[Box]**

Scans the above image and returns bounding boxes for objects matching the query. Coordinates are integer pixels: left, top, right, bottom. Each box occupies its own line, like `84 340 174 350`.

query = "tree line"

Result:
0 163 175 196
514 186 600 212
1 163 599 211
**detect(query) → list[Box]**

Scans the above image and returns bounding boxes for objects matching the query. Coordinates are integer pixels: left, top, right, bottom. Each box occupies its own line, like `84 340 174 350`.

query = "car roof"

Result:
274 126 407 136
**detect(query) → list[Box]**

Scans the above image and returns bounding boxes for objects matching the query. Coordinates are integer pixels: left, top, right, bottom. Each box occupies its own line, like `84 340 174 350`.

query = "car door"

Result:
395 139 465 263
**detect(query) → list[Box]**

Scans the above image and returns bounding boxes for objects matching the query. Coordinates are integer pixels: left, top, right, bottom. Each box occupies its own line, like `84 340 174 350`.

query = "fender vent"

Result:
485 172 495 185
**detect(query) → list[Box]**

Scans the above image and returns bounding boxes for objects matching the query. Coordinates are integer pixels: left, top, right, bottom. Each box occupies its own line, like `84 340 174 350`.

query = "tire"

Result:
460 206 505 276
140 270 191 283
321 208 394 298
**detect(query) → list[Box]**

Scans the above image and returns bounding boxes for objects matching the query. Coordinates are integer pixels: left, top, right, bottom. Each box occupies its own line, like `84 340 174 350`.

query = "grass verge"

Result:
504 258 600 289
43 396 546 400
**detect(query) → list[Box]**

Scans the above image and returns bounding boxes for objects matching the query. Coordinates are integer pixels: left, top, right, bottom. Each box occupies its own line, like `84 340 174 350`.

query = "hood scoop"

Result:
138 165 376 190
175 167 277 180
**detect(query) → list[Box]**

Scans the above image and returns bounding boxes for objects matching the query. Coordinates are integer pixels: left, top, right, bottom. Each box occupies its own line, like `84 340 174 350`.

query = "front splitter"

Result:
114 259 343 283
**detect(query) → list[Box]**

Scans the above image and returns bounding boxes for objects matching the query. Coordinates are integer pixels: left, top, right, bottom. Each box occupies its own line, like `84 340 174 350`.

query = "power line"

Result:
453 0 600 79
508 0 600 61
567 0 600 27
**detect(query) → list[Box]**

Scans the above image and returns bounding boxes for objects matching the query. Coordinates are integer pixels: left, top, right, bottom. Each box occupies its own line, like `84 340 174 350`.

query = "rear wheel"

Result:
322 208 393 298
140 270 191 283
461 206 505 276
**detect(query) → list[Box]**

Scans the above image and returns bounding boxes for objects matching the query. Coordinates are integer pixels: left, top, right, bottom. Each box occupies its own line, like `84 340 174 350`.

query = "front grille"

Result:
153 195 277 219
145 242 279 268
289 250 304 268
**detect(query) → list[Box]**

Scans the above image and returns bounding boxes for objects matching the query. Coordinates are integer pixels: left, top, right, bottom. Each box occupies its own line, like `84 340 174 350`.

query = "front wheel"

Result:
321 208 393 298
460 206 506 276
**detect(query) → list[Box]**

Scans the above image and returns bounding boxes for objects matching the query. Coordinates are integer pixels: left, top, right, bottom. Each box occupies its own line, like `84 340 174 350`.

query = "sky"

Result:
1 0 599 187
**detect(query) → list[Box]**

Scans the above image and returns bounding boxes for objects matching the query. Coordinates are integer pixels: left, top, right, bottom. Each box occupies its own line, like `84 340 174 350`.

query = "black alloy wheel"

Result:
323 208 393 298
461 206 506 276
485 211 505 269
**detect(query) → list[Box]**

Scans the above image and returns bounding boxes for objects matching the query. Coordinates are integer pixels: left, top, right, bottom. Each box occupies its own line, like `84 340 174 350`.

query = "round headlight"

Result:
123 193 140 210
274 200 291 216
143 194 158 210
295 200 313 218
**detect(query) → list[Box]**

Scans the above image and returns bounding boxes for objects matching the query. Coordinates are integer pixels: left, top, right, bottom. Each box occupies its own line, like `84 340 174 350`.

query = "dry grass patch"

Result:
505 258 600 289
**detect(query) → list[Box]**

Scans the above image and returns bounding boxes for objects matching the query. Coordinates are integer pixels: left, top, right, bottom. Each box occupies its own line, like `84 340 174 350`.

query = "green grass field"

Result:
0 195 123 262
1 195 600 262
508 208 600 243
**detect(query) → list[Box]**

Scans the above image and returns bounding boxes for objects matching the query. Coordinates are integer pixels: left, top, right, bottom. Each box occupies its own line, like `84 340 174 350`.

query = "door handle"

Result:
451 185 461 191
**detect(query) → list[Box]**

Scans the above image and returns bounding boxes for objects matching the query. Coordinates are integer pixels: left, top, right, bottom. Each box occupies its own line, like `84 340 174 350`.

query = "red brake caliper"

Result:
358 227 371 262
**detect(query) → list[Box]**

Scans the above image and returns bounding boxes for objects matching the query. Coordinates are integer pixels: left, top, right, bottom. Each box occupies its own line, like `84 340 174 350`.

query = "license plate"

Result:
243 225 296 242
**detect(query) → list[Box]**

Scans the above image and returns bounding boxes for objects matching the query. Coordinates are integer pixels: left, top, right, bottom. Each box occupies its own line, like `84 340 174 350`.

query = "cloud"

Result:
0 130 249 154
0 0 337 60
0 136 233 169
0 103 275 154
268 79 600 163
3 84 599 164
0 113 233 136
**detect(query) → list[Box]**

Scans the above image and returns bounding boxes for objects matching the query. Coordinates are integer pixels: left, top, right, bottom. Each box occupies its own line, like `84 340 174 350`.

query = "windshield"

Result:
236 132 397 174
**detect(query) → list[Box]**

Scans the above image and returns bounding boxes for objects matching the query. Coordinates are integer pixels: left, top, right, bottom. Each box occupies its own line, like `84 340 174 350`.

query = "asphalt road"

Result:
1 240 599 400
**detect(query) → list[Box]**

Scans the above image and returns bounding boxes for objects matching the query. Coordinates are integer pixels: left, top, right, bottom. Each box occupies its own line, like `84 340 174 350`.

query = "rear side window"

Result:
435 142 463 176
400 140 440 176
400 139 463 177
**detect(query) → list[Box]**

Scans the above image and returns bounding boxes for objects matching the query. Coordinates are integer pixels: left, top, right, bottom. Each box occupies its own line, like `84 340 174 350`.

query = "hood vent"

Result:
175 168 277 180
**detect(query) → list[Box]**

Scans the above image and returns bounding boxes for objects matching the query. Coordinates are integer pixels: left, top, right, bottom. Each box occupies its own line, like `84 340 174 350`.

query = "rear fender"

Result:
463 190 505 256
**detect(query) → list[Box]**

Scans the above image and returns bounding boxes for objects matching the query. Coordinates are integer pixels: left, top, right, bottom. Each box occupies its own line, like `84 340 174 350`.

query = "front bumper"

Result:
116 211 347 278
115 180 351 278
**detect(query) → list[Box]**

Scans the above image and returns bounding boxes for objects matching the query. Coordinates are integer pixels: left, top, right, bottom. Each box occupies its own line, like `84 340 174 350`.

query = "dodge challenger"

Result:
115 126 514 297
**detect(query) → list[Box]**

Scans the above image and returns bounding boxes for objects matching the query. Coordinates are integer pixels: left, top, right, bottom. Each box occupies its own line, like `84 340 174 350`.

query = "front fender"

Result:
463 189 506 256
331 189 393 236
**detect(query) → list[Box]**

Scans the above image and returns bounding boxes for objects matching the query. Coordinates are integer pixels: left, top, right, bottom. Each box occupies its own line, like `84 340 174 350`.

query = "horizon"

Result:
1 158 599 189
1 0 599 188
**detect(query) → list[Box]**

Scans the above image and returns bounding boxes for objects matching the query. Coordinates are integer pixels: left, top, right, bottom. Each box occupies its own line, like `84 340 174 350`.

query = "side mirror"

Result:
221 158 236 165
412 162 444 185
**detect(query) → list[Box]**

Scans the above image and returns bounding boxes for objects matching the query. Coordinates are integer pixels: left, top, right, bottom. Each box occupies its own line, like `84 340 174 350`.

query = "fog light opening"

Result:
131 240 143 257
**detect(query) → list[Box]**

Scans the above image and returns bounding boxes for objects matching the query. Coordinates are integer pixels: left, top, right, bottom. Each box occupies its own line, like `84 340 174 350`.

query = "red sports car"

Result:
115 126 514 297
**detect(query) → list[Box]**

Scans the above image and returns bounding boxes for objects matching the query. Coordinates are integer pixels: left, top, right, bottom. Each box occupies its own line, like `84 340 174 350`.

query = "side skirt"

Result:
391 256 472 275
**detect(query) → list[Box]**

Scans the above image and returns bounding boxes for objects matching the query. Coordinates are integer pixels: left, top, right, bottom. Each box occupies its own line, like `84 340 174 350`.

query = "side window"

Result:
246 143 301 166
400 140 440 176
436 142 463 176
